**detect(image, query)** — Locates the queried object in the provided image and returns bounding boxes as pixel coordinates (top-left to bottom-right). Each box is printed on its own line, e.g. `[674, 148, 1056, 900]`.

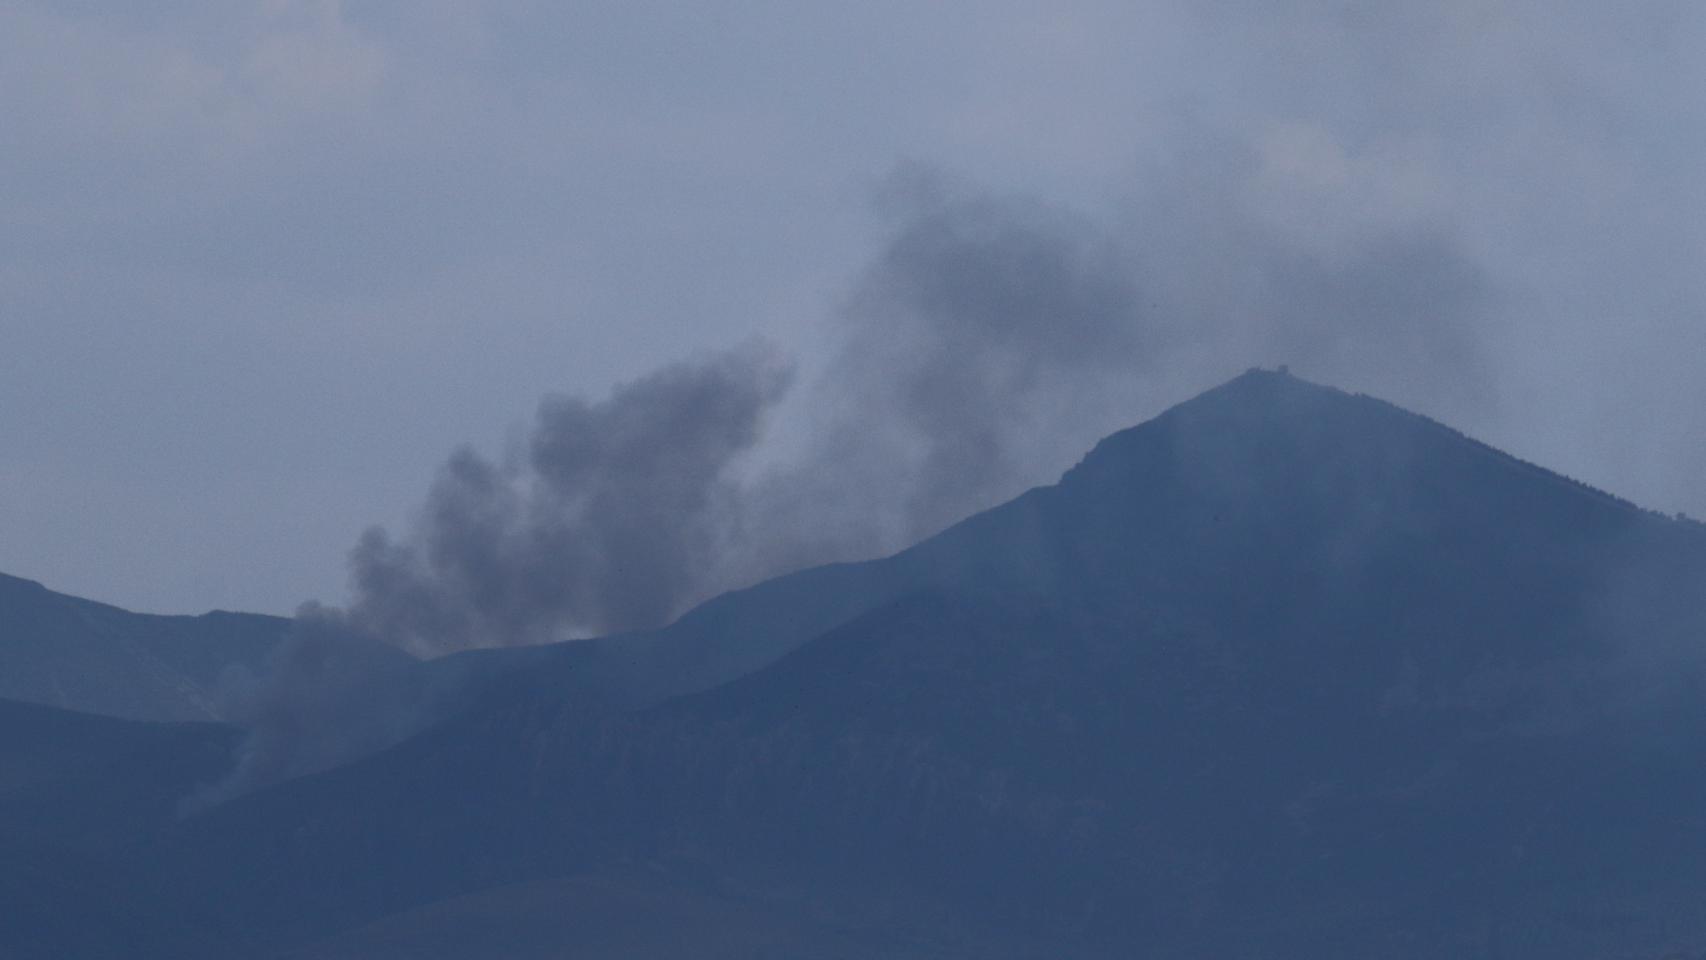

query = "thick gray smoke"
[195, 347, 791, 799]
[341, 344, 790, 654]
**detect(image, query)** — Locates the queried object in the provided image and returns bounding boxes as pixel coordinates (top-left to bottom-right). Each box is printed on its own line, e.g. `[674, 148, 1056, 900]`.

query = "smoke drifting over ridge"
[329, 183, 1156, 653]
[818, 186, 1148, 542]
[327, 163, 1497, 655]
[202, 160, 1503, 799]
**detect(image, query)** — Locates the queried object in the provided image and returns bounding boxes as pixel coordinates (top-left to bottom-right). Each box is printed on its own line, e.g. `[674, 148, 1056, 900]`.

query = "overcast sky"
[3, 1, 1703, 617]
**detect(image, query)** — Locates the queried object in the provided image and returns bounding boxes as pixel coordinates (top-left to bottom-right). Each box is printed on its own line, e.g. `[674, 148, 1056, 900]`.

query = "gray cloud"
[749, 178, 1151, 563]
[197, 345, 793, 798]
[340, 344, 790, 653]
[851, 184, 1147, 535]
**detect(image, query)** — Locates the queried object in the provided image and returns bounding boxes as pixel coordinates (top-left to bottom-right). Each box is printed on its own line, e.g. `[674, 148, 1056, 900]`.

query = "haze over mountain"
[7, 370, 1705, 959]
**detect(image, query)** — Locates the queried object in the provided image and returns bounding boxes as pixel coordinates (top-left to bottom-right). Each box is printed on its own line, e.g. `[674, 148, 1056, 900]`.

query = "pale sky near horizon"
[3, 1, 1703, 616]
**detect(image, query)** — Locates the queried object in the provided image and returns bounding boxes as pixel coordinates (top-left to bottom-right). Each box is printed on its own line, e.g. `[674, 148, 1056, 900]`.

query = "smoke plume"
[202, 151, 1503, 804]
[186, 608, 432, 808]
[341, 343, 790, 654]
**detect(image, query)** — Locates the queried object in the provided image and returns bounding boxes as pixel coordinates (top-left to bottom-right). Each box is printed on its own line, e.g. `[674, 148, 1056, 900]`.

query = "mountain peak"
[1064, 366, 1641, 523]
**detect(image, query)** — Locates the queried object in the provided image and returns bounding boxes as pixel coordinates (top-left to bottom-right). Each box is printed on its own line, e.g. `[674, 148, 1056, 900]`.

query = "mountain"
[0, 698, 237, 849]
[0, 699, 244, 959]
[0, 573, 293, 721]
[15, 369, 1706, 958]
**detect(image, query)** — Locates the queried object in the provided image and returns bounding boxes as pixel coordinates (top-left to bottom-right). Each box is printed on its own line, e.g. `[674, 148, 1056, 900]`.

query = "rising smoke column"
[731, 178, 1152, 577]
[343, 342, 791, 655]
[192, 344, 792, 801]
[342, 165, 1501, 656]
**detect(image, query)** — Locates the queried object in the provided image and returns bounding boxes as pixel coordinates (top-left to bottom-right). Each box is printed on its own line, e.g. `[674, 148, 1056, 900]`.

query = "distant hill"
[16, 370, 1706, 958]
[0, 698, 236, 849]
[0, 572, 291, 720]
[0, 699, 242, 959]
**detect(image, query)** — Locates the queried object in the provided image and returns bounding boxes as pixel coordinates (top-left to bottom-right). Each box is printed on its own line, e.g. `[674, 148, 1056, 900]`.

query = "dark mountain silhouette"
[11, 370, 1706, 958]
[0, 573, 292, 721]
[0, 699, 237, 849]
[0, 700, 243, 959]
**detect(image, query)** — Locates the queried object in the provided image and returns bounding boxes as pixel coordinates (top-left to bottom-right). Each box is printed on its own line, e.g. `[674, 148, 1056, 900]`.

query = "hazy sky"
[3, 1, 1703, 616]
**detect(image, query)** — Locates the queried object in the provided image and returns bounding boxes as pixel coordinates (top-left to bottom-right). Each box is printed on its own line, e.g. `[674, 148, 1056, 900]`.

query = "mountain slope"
[0, 699, 237, 850]
[68, 371, 1706, 956]
[0, 573, 292, 721]
[0, 701, 244, 960]
[284, 864, 1087, 960]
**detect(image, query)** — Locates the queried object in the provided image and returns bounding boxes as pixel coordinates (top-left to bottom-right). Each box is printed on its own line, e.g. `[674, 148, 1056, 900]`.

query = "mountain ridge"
[0, 572, 294, 721]
[8, 369, 1706, 958]
[98, 369, 1706, 959]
